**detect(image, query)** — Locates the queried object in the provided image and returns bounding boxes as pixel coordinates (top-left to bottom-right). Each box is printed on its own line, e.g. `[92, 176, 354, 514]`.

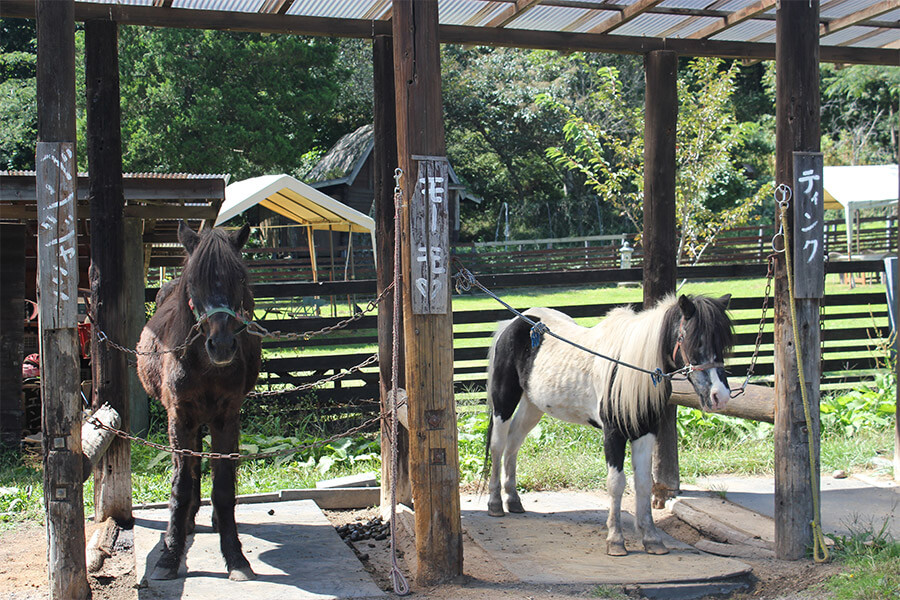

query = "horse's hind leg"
[186, 428, 202, 535]
[152, 417, 200, 580]
[210, 418, 255, 581]
[603, 428, 628, 556]
[632, 434, 668, 555]
[501, 399, 543, 514]
[487, 412, 510, 517]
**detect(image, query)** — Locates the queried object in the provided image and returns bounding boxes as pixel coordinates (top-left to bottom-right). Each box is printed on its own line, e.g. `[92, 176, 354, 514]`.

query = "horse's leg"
[186, 428, 202, 535]
[487, 411, 510, 517]
[603, 427, 628, 556]
[632, 433, 668, 555]
[151, 415, 200, 580]
[501, 399, 543, 514]
[209, 417, 255, 581]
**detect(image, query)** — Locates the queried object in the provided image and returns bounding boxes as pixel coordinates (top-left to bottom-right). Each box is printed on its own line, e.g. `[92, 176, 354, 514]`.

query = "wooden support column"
[774, 0, 822, 561]
[392, 0, 463, 585]
[125, 218, 148, 436]
[36, 1, 90, 598]
[374, 33, 411, 513]
[0, 224, 25, 449]
[86, 17, 132, 526]
[643, 49, 679, 507]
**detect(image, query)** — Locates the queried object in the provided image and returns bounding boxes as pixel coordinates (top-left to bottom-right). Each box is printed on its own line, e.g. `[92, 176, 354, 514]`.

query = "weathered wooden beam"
[485, 0, 543, 28]
[821, 0, 899, 37]
[642, 49, 679, 509]
[125, 218, 148, 436]
[373, 33, 412, 517]
[669, 380, 774, 423]
[392, 0, 463, 585]
[85, 17, 132, 527]
[36, 1, 89, 596]
[688, 0, 777, 40]
[588, 0, 665, 34]
[0, 224, 25, 449]
[2, 0, 897, 65]
[774, 0, 822, 562]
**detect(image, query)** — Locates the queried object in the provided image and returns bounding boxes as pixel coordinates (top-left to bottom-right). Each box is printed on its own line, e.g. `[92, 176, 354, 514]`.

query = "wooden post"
[86, 17, 132, 526]
[0, 223, 25, 449]
[373, 33, 412, 514]
[774, 0, 822, 561]
[392, 0, 463, 584]
[35, 1, 90, 597]
[125, 218, 148, 436]
[643, 49, 679, 507]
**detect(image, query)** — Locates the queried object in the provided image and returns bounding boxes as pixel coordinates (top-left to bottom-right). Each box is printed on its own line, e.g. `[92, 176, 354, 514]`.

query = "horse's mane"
[593, 294, 731, 436]
[179, 228, 253, 312]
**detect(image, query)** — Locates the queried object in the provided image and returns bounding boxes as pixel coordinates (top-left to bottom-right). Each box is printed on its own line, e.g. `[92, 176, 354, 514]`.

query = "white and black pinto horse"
[485, 294, 733, 556]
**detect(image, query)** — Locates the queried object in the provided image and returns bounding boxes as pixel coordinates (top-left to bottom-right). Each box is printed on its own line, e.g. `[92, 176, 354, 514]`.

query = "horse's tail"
[481, 318, 515, 491]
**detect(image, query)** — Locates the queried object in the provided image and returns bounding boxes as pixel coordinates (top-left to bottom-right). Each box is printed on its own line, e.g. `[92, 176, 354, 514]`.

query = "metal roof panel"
[822, 0, 876, 18]
[503, 4, 589, 31]
[848, 28, 900, 46]
[822, 24, 879, 44]
[173, 0, 265, 12]
[439, 0, 507, 26]
[710, 17, 772, 41]
[615, 12, 689, 36]
[287, 0, 371, 18]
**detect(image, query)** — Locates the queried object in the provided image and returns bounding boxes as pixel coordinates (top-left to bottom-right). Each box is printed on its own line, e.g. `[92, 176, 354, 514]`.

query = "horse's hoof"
[150, 565, 180, 580]
[487, 501, 505, 517]
[506, 499, 525, 514]
[228, 566, 256, 581]
[606, 541, 628, 556]
[643, 540, 669, 555]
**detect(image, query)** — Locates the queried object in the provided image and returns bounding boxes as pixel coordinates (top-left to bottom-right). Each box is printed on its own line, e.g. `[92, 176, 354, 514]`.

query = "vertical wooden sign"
[37, 141, 79, 328]
[792, 151, 825, 299]
[410, 157, 450, 314]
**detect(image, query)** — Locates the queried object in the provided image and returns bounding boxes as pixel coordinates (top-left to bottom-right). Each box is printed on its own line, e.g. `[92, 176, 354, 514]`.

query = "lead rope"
[777, 184, 829, 563]
[390, 168, 411, 595]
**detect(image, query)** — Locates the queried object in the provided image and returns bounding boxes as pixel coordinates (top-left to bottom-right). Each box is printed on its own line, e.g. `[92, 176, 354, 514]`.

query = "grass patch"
[822, 521, 900, 600]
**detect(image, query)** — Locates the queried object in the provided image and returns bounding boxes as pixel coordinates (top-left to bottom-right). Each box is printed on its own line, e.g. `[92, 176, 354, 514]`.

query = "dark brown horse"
[137, 221, 261, 581]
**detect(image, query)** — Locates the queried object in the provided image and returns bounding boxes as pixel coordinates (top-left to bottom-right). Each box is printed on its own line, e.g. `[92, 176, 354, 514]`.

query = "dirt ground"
[0, 503, 842, 600]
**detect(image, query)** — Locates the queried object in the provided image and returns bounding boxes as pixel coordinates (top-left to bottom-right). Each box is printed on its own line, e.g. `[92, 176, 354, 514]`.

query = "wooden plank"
[393, 0, 462, 585]
[688, 0, 777, 40]
[821, 0, 900, 36]
[643, 49, 680, 506]
[0, 224, 25, 448]
[792, 152, 825, 299]
[125, 218, 149, 435]
[35, 1, 88, 596]
[588, 0, 665, 34]
[1, 0, 897, 66]
[373, 34, 412, 513]
[410, 158, 450, 314]
[85, 17, 132, 526]
[773, 0, 822, 562]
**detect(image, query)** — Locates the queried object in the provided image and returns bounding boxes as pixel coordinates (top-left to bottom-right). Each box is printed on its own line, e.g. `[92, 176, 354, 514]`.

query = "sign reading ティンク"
[410, 157, 450, 314]
[792, 151, 825, 299]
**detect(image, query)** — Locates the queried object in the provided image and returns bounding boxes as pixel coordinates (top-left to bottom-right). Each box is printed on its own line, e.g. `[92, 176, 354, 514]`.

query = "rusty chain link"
[731, 253, 776, 398]
[97, 324, 203, 357]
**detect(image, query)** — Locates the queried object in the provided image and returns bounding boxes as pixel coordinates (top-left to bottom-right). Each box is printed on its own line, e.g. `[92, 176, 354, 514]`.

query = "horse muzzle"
[205, 333, 239, 366]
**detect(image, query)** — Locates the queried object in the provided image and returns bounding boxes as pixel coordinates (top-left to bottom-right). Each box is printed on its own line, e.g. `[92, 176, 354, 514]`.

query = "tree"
[0, 18, 37, 170]
[117, 27, 357, 179]
[543, 57, 770, 266]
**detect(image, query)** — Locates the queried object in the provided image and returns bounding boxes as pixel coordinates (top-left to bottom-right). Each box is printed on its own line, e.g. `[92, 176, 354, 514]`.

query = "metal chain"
[97, 324, 203, 357]
[246, 282, 394, 342]
[87, 409, 391, 462]
[247, 354, 379, 398]
[731, 253, 776, 398]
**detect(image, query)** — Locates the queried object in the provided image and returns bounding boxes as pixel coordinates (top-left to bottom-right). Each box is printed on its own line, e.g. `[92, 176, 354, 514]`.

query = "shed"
[823, 164, 898, 258]
[215, 173, 376, 282]
[307, 124, 481, 240]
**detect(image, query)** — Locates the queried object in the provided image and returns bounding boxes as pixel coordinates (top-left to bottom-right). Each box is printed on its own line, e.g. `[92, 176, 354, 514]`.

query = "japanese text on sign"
[792, 152, 824, 299]
[410, 158, 450, 314]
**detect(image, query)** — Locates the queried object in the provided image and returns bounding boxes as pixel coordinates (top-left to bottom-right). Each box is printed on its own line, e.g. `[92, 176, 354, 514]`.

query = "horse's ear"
[678, 294, 697, 320]
[178, 220, 200, 255]
[718, 294, 732, 309]
[231, 224, 251, 250]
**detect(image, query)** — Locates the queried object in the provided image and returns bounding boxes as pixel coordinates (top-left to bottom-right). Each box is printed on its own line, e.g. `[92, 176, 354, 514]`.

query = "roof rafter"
[152, 0, 173, 8]
[361, 0, 391, 20]
[688, 0, 777, 40]
[259, 0, 294, 15]
[838, 26, 892, 46]
[485, 0, 544, 29]
[820, 0, 900, 36]
[587, 0, 665, 35]
[658, 0, 731, 40]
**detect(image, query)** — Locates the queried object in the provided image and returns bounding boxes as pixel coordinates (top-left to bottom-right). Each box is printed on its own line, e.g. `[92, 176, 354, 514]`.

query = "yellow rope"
[779, 201, 830, 563]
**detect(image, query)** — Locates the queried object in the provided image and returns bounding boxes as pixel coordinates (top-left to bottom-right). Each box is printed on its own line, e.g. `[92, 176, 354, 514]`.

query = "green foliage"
[543, 57, 769, 265]
[823, 521, 900, 600]
[0, 18, 37, 170]
[117, 27, 356, 179]
[821, 370, 897, 437]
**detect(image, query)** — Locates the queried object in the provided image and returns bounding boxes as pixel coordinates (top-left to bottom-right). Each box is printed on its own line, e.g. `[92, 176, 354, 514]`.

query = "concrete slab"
[460, 491, 751, 585]
[134, 500, 385, 600]
[695, 475, 900, 539]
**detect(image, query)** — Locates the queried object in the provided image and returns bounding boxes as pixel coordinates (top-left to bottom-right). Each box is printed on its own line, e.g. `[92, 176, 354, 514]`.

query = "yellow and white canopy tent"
[215, 174, 376, 282]
[823, 164, 898, 259]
